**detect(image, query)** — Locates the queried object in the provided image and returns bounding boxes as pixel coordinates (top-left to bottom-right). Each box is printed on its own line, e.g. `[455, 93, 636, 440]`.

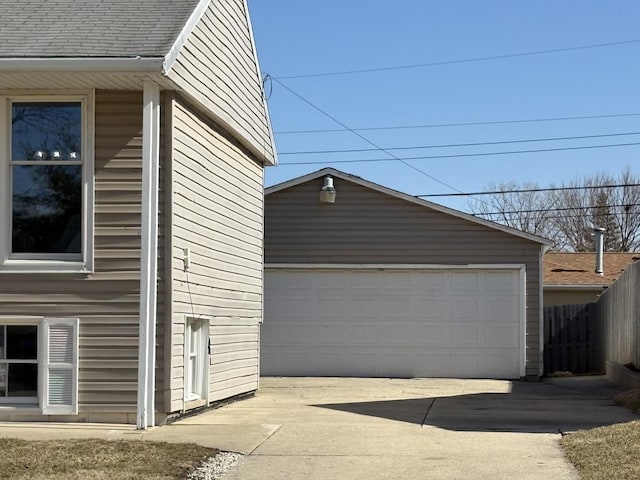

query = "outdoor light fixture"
[319, 175, 336, 203]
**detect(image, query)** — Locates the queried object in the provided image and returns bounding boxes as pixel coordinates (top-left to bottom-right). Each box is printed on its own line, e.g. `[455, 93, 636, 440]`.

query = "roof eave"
[544, 284, 607, 291]
[0, 57, 164, 73]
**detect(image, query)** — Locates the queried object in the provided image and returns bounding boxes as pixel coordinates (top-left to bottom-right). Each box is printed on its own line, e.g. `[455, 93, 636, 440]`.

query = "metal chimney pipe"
[594, 227, 605, 275]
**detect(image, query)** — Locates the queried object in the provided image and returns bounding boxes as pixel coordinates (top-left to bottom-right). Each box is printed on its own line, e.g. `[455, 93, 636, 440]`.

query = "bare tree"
[470, 168, 640, 252]
[468, 181, 563, 246]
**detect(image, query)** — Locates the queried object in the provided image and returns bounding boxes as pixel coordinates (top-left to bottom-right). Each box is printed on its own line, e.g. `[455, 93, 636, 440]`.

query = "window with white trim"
[0, 325, 38, 401]
[0, 317, 79, 415]
[0, 94, 94, 272]
[184, 317, 208, 402]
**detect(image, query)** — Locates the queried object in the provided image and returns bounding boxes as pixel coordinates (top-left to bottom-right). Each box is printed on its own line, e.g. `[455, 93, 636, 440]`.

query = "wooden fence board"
[543, 303, 603, 375]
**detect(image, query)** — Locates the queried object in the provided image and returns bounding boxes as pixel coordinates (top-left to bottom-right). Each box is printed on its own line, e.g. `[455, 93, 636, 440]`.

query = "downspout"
[137, 80, 161, 429]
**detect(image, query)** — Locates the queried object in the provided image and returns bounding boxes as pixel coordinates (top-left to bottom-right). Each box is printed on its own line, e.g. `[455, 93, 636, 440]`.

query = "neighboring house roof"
[544, 252, 640, 288]
[0, 0, 199, 58]
[266, 168, 553, 247]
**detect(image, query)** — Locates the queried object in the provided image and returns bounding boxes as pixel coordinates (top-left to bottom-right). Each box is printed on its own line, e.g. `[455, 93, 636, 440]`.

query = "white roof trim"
[0, 57, 163, 72]
[243, 0, 277, 166]
[163, 0, 211, 74]
[266, 168, 553, 246]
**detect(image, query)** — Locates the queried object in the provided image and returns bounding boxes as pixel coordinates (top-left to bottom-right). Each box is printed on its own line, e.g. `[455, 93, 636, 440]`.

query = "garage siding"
[265, 177, 543, 377]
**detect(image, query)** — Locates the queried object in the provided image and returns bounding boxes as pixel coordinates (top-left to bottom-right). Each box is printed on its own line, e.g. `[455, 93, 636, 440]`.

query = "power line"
[474, 203, 640, 216]
[420, 183, 640, 198]
[279, 131, 640, 156]
[276, 38, 640, 80]
[279, 141, 640, 166]
[274, 112, 640, 135]
[269, 76, 469, 195]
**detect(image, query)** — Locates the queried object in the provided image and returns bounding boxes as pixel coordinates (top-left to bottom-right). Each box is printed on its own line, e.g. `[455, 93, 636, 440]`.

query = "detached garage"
[263, 168, 551, 380]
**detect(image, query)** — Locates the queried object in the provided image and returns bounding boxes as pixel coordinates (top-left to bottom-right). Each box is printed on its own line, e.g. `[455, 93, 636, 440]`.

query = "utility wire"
[420, 183, 640, 198]
[269, 75, 468, 195]
[277, 38, 640, 80]
[474, 203, 640, 216]
[279, 141, 640, 166]
[275, 112, 640, 135]
[279, 131, 640, 155]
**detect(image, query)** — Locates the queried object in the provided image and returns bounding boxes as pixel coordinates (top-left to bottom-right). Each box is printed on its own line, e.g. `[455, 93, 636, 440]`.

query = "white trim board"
[266, 263, 527, 270]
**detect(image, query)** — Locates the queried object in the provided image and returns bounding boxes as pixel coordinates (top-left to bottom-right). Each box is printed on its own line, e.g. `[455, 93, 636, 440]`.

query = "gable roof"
[544, 252, 640, 287]
[0, 0, 200, 58]
[266, 168, 553, 247]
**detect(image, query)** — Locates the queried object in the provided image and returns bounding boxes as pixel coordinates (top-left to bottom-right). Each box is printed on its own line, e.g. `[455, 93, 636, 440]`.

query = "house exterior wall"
[265, 176, 544, 377]
[166, 0, 274, 165]
[0, 90, 152, 423]
[167, 96, 263, 413]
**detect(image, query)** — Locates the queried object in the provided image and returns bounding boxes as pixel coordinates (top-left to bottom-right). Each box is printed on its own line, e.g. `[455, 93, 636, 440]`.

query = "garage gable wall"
[265, 176, 544, 377]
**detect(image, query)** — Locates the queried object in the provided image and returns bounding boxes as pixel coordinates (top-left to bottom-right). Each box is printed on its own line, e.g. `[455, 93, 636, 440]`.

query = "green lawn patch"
[561, 421, 640, 480]
[0, 438, 217, 480]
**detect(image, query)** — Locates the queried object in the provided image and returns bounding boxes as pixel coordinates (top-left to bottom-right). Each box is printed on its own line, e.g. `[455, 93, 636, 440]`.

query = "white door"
[262, 267, 524, 379]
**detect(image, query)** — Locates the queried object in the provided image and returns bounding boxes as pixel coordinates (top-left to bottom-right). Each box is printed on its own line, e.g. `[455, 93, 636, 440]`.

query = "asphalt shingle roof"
[544, 252, 640, 286]
[0, 0, 201, 58]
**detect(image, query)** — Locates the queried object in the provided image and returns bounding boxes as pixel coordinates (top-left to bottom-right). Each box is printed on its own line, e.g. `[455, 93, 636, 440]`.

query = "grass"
[561, 421, 640, 480]
[0, 438, 217, 480]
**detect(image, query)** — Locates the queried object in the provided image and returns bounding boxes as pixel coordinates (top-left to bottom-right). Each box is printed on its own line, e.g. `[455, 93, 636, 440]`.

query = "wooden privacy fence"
[543, 303, 603, 376]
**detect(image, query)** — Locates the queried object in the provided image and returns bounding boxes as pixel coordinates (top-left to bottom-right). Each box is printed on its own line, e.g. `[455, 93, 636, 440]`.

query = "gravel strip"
[186, 452, 245, 480]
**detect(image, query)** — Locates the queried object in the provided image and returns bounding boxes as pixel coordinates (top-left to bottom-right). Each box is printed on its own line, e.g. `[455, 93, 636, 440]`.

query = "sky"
[248, 1, 640, 212]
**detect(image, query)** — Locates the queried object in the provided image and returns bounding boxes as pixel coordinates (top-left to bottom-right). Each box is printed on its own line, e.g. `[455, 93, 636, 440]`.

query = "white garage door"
[262, 266, 525, 379]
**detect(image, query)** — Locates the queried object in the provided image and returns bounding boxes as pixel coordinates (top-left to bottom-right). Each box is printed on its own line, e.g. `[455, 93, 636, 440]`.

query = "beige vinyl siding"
[168, 96, 263, 412]
[166, 0, 274, 165]
[265, 177, 544, 377]
[0, 91, 153, 421]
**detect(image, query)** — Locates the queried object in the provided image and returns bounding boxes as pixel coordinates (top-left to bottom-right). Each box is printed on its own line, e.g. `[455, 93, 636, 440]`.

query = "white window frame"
[0, 318, 40, 404]
[183, 316, 209, 404]
[0, 316, 79, 415]
[0, 91, 94, 273]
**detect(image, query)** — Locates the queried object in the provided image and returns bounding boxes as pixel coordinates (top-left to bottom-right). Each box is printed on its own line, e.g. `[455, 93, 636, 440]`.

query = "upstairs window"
[1, 95, 93, 272]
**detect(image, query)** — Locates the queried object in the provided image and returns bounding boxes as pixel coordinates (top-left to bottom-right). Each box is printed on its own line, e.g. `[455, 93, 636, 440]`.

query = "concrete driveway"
[174, 376, 637, 480]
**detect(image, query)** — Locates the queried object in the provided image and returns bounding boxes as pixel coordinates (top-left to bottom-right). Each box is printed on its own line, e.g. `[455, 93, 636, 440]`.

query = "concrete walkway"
[0, 376, 636, 479]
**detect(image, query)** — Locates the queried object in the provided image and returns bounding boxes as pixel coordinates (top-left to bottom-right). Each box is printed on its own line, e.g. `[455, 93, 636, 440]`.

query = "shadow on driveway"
[312, 376, 637, 433]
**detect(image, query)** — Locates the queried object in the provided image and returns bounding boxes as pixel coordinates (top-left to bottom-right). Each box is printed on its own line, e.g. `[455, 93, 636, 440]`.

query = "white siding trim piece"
[519, 264, 527, 379]
[0, 58, 163, 72]
[265, 168, 552, 246]
[538, 247, 545, 377]
[137, 80, 161, 429]
[163, 0, 211, 74]
[266, 263, 527, 270]
[40, 317, 79, 415]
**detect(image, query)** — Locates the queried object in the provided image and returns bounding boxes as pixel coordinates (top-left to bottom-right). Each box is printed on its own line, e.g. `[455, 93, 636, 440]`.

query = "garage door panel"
[452, 271, 481, 290]
[451, 325, 480, 345]
[262, 268, 524, 379]
[451, 298, 482, 318]
[485, 325, 518, 346]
